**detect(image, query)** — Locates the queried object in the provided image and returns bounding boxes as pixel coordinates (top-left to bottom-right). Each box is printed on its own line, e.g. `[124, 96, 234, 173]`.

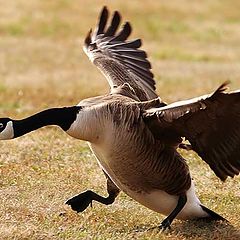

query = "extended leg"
[66, 174, 120, 213]
[159, 194, 187, 230]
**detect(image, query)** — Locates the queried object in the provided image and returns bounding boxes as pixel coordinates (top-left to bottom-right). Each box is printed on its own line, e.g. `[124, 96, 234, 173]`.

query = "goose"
[1, 6, 240, 230]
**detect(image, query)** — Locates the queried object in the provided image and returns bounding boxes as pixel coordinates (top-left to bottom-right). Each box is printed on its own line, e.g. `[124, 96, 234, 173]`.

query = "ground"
[0, 0, 239, 239]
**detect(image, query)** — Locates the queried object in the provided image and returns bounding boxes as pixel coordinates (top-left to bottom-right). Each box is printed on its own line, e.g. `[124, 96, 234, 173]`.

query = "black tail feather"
[200, 205, 227, 222]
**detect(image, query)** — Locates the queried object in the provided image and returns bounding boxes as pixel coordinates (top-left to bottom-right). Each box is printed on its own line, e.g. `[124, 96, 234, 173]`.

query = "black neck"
[13, 106, 81, 138]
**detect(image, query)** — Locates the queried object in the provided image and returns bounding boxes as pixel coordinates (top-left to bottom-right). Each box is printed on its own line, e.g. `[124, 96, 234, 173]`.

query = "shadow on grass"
[132, 220, 240, 239]
[173, 220, 240, 239]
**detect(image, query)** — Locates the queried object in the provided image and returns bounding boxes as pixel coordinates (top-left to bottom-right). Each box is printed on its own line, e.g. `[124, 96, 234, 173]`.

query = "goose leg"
[66, 174, 120, 213]
[159, 194, 187, 230]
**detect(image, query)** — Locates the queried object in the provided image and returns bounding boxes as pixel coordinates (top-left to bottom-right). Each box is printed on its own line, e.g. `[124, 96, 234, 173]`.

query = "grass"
[0, 0, 240, 239]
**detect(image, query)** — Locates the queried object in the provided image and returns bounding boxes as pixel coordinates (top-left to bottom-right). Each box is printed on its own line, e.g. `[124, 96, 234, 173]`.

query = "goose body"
[1, 7, 240, 229]
[65, 93, 215, 220]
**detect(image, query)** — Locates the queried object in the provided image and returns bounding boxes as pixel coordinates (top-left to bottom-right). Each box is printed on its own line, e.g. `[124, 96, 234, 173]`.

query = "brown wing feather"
[83, 6, 158, 101]
[144, 82, 240, 181]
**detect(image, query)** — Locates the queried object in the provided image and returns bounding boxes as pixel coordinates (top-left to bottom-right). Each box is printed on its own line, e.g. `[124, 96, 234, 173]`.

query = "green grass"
[0, 1, 240, 239]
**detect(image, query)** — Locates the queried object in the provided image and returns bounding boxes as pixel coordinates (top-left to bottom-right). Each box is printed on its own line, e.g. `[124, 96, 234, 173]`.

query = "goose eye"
[0, 123, 4, 128]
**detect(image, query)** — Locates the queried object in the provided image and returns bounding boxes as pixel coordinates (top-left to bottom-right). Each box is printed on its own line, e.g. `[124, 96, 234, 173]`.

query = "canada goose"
[1, 7, 240, 230]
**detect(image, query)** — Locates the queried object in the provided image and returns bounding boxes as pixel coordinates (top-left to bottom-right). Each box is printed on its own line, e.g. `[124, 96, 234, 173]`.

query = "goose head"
[0, 118, 14, 140]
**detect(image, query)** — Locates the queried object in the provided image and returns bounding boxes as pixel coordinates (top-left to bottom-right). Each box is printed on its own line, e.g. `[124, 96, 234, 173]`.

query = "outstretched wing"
[83, 6, 158, 101]
[144, 82, 240, 181]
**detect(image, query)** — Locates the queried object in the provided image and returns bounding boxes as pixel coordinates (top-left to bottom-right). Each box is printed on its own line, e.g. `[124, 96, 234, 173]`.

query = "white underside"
[126, 183, 209, 220]
[89, 143, 209, 220]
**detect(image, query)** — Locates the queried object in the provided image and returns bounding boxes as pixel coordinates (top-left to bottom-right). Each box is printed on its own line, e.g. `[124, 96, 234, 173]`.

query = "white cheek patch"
[0, 121, 14, 140]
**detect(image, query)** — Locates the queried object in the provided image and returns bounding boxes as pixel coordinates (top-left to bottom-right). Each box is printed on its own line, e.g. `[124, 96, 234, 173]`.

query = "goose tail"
[200, 205, 227, 221]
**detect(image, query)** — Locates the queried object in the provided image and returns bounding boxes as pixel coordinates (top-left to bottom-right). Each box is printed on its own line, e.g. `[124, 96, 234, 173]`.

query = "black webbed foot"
[65, 190, 93, 213]
[159, 218, 171, 231]
[147, 218, 172, 232]
[66, 188, 119, 213]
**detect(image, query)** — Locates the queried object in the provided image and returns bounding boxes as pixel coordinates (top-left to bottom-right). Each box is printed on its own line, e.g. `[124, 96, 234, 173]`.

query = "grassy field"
[0, 0, 240, 239]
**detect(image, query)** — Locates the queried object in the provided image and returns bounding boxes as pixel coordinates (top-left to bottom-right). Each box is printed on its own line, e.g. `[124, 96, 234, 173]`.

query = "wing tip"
[101, 6, 109, 20]
[104, 10, 122, 37]
[211, 80, 231, 99]
[115, 21, 132, 41]
[102, 5, 108, 12]
[84, 28, 92, 46]
[113, 10, 121, 21]
[216, 80, 231, 93]
[94, 6, 109, 37]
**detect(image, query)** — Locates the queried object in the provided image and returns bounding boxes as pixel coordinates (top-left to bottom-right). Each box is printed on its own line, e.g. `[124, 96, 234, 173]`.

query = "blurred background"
[0, 1, 239, 239]
[0, 0, 239, 116]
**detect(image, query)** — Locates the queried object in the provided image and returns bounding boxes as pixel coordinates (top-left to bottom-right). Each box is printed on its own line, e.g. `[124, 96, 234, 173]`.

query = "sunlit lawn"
[0, 1, 239, 239]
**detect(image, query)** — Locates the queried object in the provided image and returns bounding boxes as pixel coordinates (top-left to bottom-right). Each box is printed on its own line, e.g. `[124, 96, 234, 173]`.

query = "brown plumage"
[93, 93, 191, 196]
